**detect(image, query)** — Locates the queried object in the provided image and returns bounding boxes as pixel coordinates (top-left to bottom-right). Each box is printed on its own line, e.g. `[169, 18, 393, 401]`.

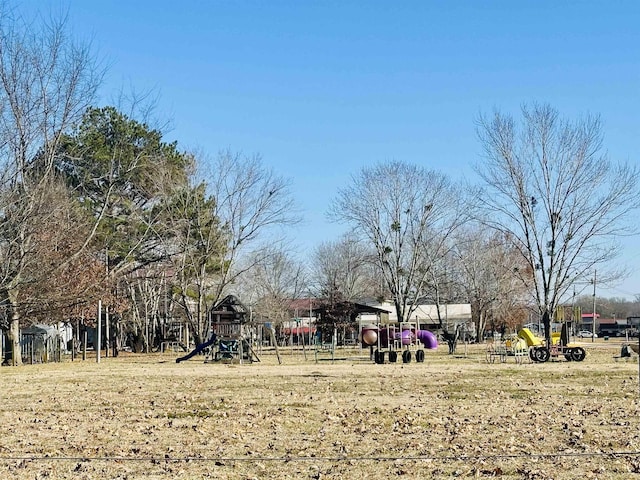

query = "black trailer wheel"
[402, 350, 412, 363]
[570, 346, 586, 362]
[564, 350, 573, 361]
[388, 350, 398, 363]
[529, 348, 539, 362]
[374, 350, 382, 364]
[534, 347, 550, 363]
[415, 349, 425, 363]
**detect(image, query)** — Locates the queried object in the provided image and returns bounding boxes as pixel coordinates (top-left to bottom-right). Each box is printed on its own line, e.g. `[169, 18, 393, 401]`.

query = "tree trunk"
[472, 303, 487, 343]
[6, 287, 22, 366]
[542, 310, 551, 345]
[8, 315, 22, 366]
[131, 331, 145, 353]
[477, 310, 486, 343]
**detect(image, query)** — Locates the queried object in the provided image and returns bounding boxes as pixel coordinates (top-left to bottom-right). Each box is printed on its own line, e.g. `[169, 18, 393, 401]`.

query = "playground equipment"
[175, 333, 217, 363]
[518, 326, 586, 363]
[614, 343, 636, 362]
[361, 322, 438, 364]
[485, 334, 529, 364]
[176, 295, 260, 364]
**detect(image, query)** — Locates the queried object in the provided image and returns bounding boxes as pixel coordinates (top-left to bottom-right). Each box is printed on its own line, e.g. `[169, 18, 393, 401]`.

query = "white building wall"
[359, 302, 471, 328]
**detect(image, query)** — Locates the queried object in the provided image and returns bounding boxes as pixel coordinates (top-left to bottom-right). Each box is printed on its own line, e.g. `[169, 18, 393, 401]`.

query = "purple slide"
[417, 330, 438, 349]
[363, 327, 438, 349]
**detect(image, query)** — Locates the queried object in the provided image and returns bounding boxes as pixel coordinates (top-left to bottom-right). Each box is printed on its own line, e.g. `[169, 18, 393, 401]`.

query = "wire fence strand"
[1, 450, 640, 464]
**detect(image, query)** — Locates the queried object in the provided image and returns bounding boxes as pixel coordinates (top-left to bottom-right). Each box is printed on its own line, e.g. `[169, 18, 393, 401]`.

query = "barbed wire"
[1, 450, 640, 463]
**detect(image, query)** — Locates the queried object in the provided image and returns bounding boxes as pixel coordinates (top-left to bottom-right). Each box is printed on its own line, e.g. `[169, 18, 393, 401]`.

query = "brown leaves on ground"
[0, 344, 639, 479]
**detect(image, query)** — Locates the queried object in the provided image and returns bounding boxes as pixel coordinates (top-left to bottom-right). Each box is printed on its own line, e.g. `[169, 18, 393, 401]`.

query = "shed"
[20, 324, 62, 364]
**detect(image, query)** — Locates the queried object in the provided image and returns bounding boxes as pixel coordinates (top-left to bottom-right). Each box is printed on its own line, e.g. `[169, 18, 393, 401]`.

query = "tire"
[388, 350, 398, 363]
[564, 348, 573, 361]
[534, 347, 550, 363]
[402, 350, 412, 363]
[374, 350, 382, 364]
[570, 347, 586, 362]
[529, 348, 539, 363]
[415, 349, 425, 363]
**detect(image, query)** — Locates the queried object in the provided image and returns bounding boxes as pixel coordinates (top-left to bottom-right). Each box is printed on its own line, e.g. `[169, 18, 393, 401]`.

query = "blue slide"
[176, 333, 217, 363]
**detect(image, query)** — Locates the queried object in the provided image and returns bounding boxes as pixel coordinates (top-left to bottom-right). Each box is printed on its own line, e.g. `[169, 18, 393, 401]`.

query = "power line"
[1, 450, 640, 463]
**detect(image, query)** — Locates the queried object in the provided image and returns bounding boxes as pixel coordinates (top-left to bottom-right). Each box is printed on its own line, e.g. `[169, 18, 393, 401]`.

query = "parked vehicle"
[576, 330, 597, 338]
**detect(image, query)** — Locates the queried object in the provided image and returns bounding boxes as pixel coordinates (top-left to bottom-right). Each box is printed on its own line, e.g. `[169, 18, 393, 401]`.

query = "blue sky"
[25, 1, 640, 299]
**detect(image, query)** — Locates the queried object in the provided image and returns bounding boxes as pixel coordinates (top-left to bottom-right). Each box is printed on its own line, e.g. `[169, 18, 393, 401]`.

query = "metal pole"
[105, 305, 109, 358]
[82, 315, 87, 361]
[571, 285, 576, 343]
[309, 297, 313, 349]
[97, 300, 102, 363]
[592, 270, 596, 343]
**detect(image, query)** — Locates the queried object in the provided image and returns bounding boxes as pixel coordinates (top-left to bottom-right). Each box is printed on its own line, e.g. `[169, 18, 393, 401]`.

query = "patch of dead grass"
[1, 342, 640, 479]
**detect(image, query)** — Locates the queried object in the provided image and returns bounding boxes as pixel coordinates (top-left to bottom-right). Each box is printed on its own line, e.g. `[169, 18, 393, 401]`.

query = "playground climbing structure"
[176, 295, 260, 364]
[361, 321, 438, 364]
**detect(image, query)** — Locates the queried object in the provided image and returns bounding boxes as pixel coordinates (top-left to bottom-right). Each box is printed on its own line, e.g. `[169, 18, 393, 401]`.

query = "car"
[576, 330, 597, 338]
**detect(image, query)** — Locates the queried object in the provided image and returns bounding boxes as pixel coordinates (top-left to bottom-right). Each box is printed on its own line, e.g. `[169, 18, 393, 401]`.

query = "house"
[359, 301, 472, 334]
[311, 300, 390, 345]
[282, 298, 318, 337]
[597, 317, 630, 337]
[580, 313, 600, 333]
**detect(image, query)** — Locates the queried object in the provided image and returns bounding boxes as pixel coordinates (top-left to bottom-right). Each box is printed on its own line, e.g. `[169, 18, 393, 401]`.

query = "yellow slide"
[518, 328, 543, 347]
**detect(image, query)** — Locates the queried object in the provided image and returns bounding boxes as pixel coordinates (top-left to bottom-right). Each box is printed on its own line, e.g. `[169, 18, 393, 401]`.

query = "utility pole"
[592, 270, 597, 343]
[571, 285, 576, 343]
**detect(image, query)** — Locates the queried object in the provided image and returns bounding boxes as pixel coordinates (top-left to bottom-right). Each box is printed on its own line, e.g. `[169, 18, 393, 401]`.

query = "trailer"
[361, 322, 438, 364]
[519, 327, 586, 363]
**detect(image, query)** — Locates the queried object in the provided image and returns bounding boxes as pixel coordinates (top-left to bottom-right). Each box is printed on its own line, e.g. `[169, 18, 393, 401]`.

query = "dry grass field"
[2, 341, 640, 479]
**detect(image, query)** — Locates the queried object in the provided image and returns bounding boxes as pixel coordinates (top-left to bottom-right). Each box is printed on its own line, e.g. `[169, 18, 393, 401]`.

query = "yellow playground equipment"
[518, 326, 586, 363]
[485, 334, 529, 363]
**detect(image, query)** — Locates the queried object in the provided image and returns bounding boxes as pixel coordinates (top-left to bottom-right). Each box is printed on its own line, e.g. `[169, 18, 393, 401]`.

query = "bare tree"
[329, 160, 468, 325]
[0, 6, 101, 365]
[160, 151, 297, 345]
[475, 104, 640, 344]
[165, 181, 224, 345]
[208, 150, 299, 303]
[306, 234, 378, 343]
[241, 244, 308, 335]
[311, 233, 378, 302]
[125, 268, 168, 353]
[452, 227, 531, 341]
